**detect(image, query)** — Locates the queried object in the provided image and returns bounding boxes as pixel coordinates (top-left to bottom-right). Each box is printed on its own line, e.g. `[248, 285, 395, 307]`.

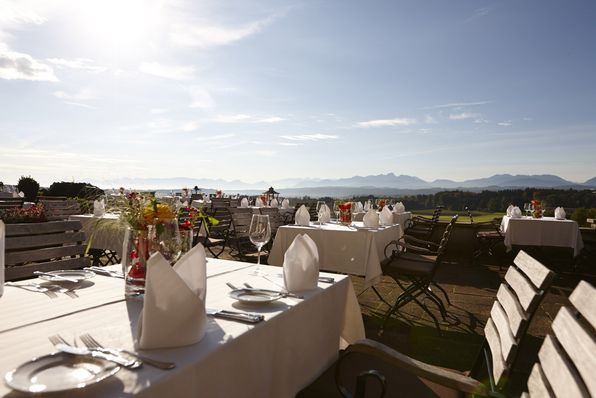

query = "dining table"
[268, 221, 403, 287]
[352, 211, 412, 228]
[69, 213, 125, 257]
[500, 215, 584, 256]
[0, 259, 364, 397]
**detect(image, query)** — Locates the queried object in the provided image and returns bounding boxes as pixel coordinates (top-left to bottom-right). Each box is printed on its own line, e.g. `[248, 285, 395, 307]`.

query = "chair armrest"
[336, 339, 489, 396]
[402, 235, 440, 250]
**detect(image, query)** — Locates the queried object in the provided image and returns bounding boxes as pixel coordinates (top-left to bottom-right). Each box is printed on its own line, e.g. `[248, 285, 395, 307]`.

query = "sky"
[1, 0, 595, 188]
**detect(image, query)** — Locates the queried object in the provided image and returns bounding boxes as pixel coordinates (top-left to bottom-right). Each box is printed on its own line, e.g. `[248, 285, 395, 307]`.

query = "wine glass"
[249, 214, 271, 272]
[523, 203, 530, 217]
[333, 201, 340, 221]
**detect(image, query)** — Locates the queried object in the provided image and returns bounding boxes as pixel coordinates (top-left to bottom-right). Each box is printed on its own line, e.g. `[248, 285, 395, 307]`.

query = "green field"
[412, 209, 504, 223]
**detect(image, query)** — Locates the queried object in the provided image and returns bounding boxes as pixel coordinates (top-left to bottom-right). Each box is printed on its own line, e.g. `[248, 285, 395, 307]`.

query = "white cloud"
[497, 121, 512, 126]
[357, 118, 416, 128]
[188, 86, 215, 109]
[279, 142, 302, 146]
[47, 58, 106, 73]
[254, 149, 276, 157]
[0, 47, 57, 81]
[280, 134, 338, 141]
[424, 115, 437, 124]
[194, 133, 236, 142]
[170, 16, 274, 48]
[424, 101, 491, 109]
[139, 62, 195, 80]
[53, 88, 96, 101]
[180, 121, 199, 132]
[258, 116, 285, 123]
[213, 114, 252, 123]
[150, 108, 168, 114]
[449, 112, 480, 120]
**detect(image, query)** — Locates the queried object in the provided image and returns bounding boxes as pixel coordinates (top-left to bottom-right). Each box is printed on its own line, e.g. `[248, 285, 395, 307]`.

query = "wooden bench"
[39, 199, 81, 221]
[0, 198, 24, 211]
[4, 220, 89, 280]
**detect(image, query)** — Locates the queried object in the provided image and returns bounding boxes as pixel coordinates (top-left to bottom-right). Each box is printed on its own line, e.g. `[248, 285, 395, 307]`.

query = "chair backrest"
[478, 250, 555, 391]
[259, 208, 283, 235]
[0, 198, 24, 210]
[4, 220, 89, 280]
[40, 199, 81, 221]
[523, 280, 595, 398]
[230, 211, 253, 239]
[435, 214, 459, 259]
[210, 198, 231, 209]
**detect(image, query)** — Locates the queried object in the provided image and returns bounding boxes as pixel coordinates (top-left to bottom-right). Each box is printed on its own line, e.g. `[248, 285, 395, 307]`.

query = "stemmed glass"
[523, 203, 530, 217]
[249, 214, 271, 273]
[333, 202, 340, 221]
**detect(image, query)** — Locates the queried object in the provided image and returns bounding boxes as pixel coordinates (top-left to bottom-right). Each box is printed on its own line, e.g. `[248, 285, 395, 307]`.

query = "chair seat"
[384, 255, 435, 277]
[476, 231, 502, 238]
[297, 350, 463, 398]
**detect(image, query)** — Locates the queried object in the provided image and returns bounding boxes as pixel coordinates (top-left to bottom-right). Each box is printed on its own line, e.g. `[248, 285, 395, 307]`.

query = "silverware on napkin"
[206, 309, 264, 324]
[242, 282, 304, 299]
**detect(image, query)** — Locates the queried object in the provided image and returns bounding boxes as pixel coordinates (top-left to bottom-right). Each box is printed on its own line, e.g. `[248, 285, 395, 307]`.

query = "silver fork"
[48, 334, 74, 347]
[6, 282, 59, 299]
[79, 333, 175, 370]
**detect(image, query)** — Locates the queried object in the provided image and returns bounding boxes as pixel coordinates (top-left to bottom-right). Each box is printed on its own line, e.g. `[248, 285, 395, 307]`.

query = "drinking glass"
[249, 214, 271, 272]
[523, 203, 530, 217]
[316, 201, 324, 213]
[333, 202, 340, 221]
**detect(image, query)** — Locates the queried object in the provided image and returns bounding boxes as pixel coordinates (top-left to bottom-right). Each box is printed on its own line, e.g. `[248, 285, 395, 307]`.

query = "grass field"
[412, 209, 504, 223]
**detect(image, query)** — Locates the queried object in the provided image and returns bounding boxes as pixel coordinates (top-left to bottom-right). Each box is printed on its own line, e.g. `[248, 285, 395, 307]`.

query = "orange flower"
[143, 203, 175, 224]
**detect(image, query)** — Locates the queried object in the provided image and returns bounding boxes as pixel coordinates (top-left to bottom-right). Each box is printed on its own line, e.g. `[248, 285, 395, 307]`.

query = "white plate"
[229, 288, 283, 304]
[5, 352, 120, 394]
[38, 270, 95, 282]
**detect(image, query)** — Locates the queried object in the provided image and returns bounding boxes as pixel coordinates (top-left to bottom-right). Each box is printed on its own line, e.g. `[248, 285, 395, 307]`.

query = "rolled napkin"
[379, 206, 393, 226]
[137, 244, 207, 349]
[93, 199, 105, 217]
[283, 234, 319, 293]
[281, 198, 290, 209]
[270, 198, 279, 208]
[363, 208, 379, 228]
[318, 204, 331, 223]
[294, 205, 310, 226]
[240, 197, 249, 208]
[0, 220, 4, 298]
[511, 206, 522, 218]
[363, 201, 370, 211]
[554, 207, 566, 220]
[506, 205, 514, 217]
[393, 202, 405, 213]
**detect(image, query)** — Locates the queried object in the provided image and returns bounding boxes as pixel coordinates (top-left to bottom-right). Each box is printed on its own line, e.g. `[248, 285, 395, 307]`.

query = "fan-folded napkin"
[283, 234, 319, 293]
[506, 205, 514, 217]
[379, 207, 393, 226]
[355, 202, 364, 212]
[393, 202, 405, 213]
[555, 207, 566, 220]
[0, 221, 4, 297]
[93, 199, 105, 217]
[255, 198, 263, 208]
[137, 244, 207, 349]
[294, 205, 310, 226]
[363, 201, 371, 211]
[270, 198, 279, 208]
[281, 199, 290, 209]
[363, 209, 379, 228]
[511, 206, 522, 218]
[240, 197, 249, 208]
[318, 204, 331, 223]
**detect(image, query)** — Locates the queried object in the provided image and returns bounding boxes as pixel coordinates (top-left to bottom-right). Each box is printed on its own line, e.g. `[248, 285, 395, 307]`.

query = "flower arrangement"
[338, 202, 352, 224]
[377, 199, 386, 210]
[0, 204, 46, 224]
[531, 199, 543, 218]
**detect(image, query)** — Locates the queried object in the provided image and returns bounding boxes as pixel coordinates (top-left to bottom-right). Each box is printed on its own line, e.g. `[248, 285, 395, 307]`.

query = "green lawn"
[412, 209, 504, 223]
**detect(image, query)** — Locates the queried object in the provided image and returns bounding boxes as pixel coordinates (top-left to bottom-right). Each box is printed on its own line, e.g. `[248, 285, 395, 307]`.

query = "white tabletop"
[352, 211, 411, 227]
[268, 222, 403, 287]
[501, 216, 584, 256]
[0, 259, 364, 397]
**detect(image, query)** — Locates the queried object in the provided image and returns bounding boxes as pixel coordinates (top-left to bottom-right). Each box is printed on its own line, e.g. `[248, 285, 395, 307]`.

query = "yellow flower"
[143, 203, 175, 224]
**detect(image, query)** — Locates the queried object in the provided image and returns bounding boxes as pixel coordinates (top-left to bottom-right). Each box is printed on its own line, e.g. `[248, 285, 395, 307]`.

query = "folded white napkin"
[283, 234, 319, 293]
[270, 198, 279, 208]
[393, 202, 405, 213]
[355, 202, 364, 212]
[93, 199, 105, 217]
[0, 221, 5, 297]
[281, 198, 290, 209]
[363, 201, 371, 211]
[555, 207, 566, 220]
[318, 204, 331, 223]
[240, 197, 249, 208]
[379, 206, 393, 226]
[294, 205, 310, 226]
[363, 209, 379, 228]
[255, 198, 263, 208]
[137, 244, 207, 349]
[511, 206, 522, 218]
[506, 205, 514, 217]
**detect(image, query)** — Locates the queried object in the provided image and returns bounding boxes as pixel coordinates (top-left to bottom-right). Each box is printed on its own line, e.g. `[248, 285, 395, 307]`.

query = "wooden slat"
[552, 307, 596, 397]
[497, 283, 528, 337]
[505, 266, 540, 312]
[6, 231, 86, 250]
[514, 250, 554, 290]
[6, 245, 86, 264]
[569, 281, 596, 330]
[538, 335, 589, 398]
[5, 257, 90, 280]
[490, 301, 518, 365]
[5, 221, 83, 236]
[527, 364, 555, 398]
[484, 318, 506, 384]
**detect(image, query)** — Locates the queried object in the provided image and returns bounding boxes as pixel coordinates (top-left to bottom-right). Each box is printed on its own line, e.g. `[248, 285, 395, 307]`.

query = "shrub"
[46, 182, 104, 199]
[0, 204, 46, 223]
[17, 176, 40, 202]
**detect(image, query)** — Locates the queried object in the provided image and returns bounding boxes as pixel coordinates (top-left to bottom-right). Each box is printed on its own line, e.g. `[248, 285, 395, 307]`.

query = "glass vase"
[122, 227, 153, 298]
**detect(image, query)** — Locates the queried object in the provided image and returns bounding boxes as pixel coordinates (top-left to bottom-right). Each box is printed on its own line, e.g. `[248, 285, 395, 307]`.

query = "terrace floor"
[209, 240, 596, 397]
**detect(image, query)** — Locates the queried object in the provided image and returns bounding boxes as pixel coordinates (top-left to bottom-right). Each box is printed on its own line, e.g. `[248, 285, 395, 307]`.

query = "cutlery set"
[4, 282, 78, 299]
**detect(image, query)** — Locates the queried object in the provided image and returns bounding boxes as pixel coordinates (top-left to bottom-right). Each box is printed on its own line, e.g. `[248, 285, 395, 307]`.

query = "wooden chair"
[4, 220, 90, 280]
[297, 250, 555, 398]
[39, 199, 81, 221]
[229, 210, 256, 260]
[201, 207, 232, 258]
[259, 208, 283, 239]
[521, 280, 595, 398]
[0, 198, 24, 211]
[405, 206, 444, 241]
[473, 219, 505, 267]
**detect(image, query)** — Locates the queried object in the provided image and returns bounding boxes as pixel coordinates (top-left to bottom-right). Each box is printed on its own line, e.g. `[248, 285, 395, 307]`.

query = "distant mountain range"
[91, 173, 596, 197]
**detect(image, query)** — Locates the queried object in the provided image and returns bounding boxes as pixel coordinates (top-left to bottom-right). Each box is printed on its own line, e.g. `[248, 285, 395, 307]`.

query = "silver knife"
[54, 343, 142, 369]
[206, 308, 264, 324]
[85, 267, 125, 279]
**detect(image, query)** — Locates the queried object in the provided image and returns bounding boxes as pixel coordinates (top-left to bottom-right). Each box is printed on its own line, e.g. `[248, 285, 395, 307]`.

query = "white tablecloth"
[353, 211, 411, 227]
[69, 214, 125, 256]
[0, 259, 364, 398]
[268, 222, 403, 287]
[501, 216, 584, 256]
